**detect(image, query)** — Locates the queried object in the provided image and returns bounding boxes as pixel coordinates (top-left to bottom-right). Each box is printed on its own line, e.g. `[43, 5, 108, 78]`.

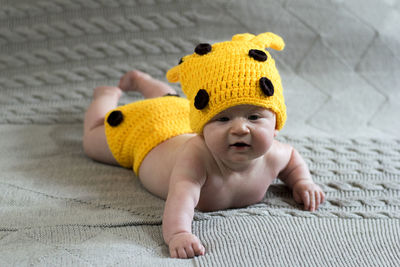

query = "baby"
[83, 32, 325, 259]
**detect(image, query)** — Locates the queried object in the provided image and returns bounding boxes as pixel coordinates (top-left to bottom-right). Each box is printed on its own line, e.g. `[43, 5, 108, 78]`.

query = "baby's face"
[202, 105, 277, 163]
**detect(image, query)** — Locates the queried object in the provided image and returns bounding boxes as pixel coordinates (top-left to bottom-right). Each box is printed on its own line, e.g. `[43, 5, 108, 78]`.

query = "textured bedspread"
[1, 0, 399, 266]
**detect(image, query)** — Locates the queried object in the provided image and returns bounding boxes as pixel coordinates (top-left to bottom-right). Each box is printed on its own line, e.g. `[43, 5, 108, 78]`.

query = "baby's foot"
[119, 70, 177, 98]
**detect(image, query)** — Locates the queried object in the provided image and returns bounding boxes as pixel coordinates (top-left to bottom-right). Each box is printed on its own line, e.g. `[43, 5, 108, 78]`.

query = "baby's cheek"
[204, 134, 223, 153]
[203, 126, 227, 154]
[254, 128, 274, 152]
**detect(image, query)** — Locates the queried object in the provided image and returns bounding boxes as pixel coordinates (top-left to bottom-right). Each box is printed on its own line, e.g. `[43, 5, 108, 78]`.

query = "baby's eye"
[248, 115, 260, 120]
[217, 117, 229, 122]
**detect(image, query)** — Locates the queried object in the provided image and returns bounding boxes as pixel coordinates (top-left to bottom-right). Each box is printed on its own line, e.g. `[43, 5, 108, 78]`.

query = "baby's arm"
[162, 141, 207, 258]
[278, 144, 325, 211]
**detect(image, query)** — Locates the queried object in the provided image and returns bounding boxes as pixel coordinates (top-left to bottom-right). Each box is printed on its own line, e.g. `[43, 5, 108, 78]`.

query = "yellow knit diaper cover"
[104, 96, 192, 175]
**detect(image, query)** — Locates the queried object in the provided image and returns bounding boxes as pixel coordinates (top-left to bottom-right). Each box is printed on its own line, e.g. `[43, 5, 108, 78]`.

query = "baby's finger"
[185, 245, 195, 258]
[293, 190, 302, 203]
[309, 191, 316, 211]
[178, 247, 188, 259]
[302, 191, 310, 210]
[170, 248, 178, 258]
[315, 191, 321, 210]
[193, 242, 205, 256]
[321, 191, 326, 203]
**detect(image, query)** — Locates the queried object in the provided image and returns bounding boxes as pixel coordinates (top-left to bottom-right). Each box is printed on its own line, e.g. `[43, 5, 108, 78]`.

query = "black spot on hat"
[194, 89, 209, 110]
[195, 43, 212, 55]
[107, 110, 123, 127]
[249, 49, 267, 62]
[259, 77, 274, 96]
[178, 58, 183, 64]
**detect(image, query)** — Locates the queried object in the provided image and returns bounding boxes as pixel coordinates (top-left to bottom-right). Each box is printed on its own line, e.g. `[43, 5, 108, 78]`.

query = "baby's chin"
[224, 149, 265, 164]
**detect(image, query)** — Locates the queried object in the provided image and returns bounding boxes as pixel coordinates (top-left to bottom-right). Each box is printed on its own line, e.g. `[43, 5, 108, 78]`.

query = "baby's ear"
[252, 32, 285, 51]
[166, 65, 180, 83]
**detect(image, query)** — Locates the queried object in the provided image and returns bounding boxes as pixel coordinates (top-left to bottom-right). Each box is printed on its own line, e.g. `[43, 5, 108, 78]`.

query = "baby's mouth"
[230, 142, 251, 148]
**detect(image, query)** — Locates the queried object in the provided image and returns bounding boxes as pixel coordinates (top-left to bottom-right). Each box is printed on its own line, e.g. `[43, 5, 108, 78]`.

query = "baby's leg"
[119, 70, 177, 97]
[83, 70, 178, 165]
[83, 86, 122, 165]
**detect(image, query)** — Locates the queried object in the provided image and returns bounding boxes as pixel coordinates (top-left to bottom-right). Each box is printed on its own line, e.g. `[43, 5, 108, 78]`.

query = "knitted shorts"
[104, 96, 192, 175]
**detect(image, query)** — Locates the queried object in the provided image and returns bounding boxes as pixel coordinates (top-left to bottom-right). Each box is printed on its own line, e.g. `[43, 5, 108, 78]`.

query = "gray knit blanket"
[1, 0, 399, 266]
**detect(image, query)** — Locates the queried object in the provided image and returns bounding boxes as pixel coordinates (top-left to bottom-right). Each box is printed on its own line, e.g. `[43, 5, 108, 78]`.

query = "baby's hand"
[292, 180, 325, 211]
[168, 232, 205, 258]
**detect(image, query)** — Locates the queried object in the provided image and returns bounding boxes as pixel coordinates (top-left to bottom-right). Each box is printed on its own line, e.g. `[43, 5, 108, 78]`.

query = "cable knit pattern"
[0, 37, 197, 70]
[1, 0, 398, 139]
[0, 12, 197, 45]
[1, 0, 400, 266]
[1, 126, 399, 265]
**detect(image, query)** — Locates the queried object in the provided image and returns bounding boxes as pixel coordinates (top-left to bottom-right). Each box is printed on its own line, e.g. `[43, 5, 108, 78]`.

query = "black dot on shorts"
[107, 110, 123, 127]
[195, 43, 212, 55]
[249, 49, 267, 62]
[259, 77, 274, 96]
[194, 89, 209, 110]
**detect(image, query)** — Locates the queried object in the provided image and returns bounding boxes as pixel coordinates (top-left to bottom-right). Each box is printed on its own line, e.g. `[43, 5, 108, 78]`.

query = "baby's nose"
[230, 119, 250, 135]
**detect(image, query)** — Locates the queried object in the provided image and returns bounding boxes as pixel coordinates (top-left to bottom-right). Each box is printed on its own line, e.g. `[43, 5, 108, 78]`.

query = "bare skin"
[83, 70, 325, 259]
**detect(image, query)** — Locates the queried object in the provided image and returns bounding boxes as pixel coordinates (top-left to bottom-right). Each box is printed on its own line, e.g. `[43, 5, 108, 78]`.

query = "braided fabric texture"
[167, 32, 287, 133]
[104, 96, 192, 175]
[1, 0, 400, 266]
[1, 127, 399, 266]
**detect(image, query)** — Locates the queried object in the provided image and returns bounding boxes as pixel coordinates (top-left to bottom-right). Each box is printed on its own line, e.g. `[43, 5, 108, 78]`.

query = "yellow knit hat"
[166, 32, 287, 134]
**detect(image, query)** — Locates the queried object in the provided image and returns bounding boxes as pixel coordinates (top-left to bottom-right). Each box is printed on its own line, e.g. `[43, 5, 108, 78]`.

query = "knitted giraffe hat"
[166, 32, 287, 134]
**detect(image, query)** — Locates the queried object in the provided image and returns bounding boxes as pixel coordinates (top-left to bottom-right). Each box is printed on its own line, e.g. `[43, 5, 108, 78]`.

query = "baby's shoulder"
[265, 140, 293, 169]
[271, 139, 293, 154]
[177, 135, 210, 161]
[183, 135, 207, 152]
[172, 135, 210, 180]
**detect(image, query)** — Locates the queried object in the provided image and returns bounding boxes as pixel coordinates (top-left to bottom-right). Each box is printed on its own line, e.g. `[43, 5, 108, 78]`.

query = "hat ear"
[166, 65, 180, 83]
[232, 33, 256, 42]
[252, 32, 285, 51]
